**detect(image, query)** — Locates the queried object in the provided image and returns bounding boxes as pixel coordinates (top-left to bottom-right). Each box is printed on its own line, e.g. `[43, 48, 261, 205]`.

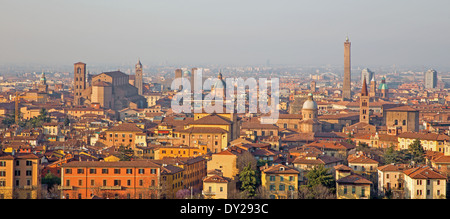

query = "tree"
[357, 142, 370, 153]
[117, 145, 134, 161]
[383, 146, 412, 165]
[239, 164, 258, 198]
[345, 133, 354, 144]
[298, 184, 335, 199]
[20, 108, 51, 128]
[1, 113, 15, 127]
[305, 165, 335, 190]
[64, 116, 70, 127]
[41, 172, 61, 189]
[408, 139, 425, 165]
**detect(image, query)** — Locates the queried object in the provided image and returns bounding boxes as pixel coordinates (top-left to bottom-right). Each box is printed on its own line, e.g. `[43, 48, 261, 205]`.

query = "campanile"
[74, 62, 86, 105]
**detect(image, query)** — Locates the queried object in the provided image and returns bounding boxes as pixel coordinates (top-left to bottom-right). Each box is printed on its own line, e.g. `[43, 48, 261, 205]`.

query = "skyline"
[1, 0, 450, 69]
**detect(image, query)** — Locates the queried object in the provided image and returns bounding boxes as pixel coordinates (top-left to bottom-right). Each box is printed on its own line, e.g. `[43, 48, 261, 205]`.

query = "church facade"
[73, 61, 146, 110]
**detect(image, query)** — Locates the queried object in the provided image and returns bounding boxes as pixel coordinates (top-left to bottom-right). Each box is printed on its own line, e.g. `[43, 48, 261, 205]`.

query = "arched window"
[77, 67, 81, 74]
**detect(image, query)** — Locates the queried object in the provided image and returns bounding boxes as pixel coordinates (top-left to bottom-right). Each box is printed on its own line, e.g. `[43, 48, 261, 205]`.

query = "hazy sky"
[1, 0, 449, 68]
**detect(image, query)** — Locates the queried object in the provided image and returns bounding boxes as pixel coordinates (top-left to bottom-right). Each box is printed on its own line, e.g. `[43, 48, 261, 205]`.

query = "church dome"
[183, 70, 191, 77]
[213, 72, 226, 90]
[213, 79, 226, 89]
[302, 93, 318, 110]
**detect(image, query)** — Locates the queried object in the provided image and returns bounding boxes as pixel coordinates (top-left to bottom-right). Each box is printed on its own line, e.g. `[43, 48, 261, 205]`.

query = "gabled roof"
[292, 154, 342, 165]
[262, 164, 299, 174]
[101, 71, 128, 78]
[336, 173, 372, 185]
[347, 154, 379, 164]
[203, 174, 231, 183]
[398, 132, 450, 141]
[334, 164, 353, 171]
[180, 127, 228, 134]
[190, 114, 232, 125]
[403, 166, 446, 179]
[377, 164, 410, 172]
[384, 105, 418, 112]
[106, 123, 143, 132]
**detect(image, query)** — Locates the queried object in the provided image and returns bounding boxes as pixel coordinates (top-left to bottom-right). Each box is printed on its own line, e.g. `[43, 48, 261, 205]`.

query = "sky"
[1, 0, 450, 69]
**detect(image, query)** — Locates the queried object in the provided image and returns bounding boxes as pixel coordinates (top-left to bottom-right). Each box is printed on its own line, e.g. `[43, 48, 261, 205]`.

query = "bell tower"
[74, 62, 86, 105]
[135, 59, 143, 95]
[360, 76, 369, 124]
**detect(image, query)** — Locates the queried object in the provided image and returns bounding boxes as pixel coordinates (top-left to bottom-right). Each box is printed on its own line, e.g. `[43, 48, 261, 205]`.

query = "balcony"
[100, 186, 122, 190]
[202, 191, 216, 197]
[58, 185, 73, 190]
[18, 185, 37, 190]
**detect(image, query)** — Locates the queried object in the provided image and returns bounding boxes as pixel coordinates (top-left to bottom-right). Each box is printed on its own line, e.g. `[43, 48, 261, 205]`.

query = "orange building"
[154, 144, 208, 160]
[103, 123, 146, 150]
[0, 152, 40, 199]
[60, 160, 161, 199]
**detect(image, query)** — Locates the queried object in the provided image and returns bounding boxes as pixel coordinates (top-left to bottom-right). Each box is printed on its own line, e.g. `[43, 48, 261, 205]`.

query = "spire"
[346, 34, 349, 42]
[136, 58, 142, 67]
[361, 76, 368, 96]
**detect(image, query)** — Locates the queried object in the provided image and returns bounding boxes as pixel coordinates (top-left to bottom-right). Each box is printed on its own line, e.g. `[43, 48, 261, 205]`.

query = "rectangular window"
[269, 176, 275, 181]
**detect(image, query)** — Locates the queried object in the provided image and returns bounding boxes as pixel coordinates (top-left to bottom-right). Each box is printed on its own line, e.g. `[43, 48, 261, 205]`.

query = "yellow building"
[159, 164, 184, 199]
[154, 144, 208, 160]
[193, 111, 239, 140]
[159, 157, 207, 192]
[347, 152, 379, 175]
[202, 170, 233, 199]
[397, 132, 449, 152]
[0, 153, 40, 199]
[403, 166, 446, 199]
[103, 155, 121, 162]
[377, 164, 408, 198]
[175, 114, 235, 153]
[261, 164, 299, 199]
[207, 146, 252, 181]
[336, 173, 372, 199]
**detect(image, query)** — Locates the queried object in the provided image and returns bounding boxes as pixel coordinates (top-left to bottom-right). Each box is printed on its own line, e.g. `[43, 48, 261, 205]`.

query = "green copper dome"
[379, 83, 387, 90]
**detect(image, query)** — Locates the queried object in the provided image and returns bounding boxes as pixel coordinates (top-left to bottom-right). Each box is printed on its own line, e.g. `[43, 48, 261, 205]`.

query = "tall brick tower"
[135, 59, 143, 95]
[360, 76, 369, 124]
[343, 36, 352, 100]
[74, 62, 86, 105]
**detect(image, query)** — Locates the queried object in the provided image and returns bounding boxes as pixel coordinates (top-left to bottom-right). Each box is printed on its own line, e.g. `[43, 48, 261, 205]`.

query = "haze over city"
[1, 0, 450, 70]
[3, 0, 450, 205]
